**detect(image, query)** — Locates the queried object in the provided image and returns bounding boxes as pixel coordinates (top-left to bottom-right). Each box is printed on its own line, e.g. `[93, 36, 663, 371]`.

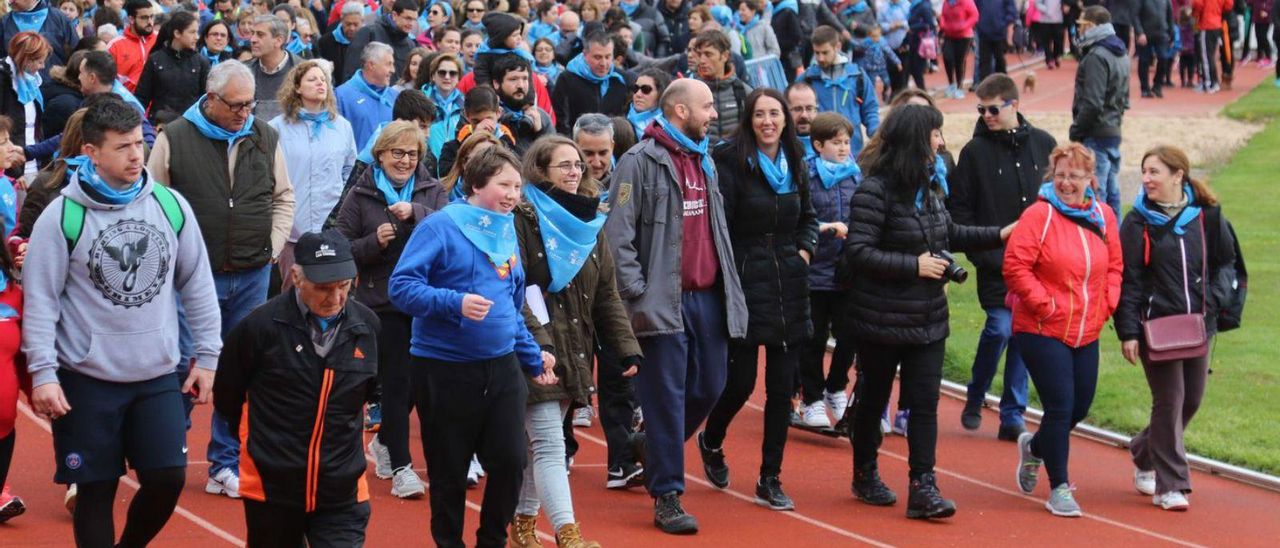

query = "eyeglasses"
[790, 105, 818, 114]
[1053, 173, 1092, 183]
[436, 69, 459, 78]
[976, 99, 1015, 116]
[631, 84, 654, 95]
[552, 161, 586, 174]
[213, 94, 257, 114]
[386, 148, 420, 160]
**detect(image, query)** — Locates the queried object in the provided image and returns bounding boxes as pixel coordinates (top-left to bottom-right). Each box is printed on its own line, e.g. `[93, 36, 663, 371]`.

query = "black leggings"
[704, 342, 798, 478]
[851, 338, 945, 479]
[0, 432, 12, 489]
[1039, 23, 1065, 64]
[375, 311, 415, 470]
[943, 37, 971, 86]
[74, 466, 186, 547]
[907, 34, 928, 89]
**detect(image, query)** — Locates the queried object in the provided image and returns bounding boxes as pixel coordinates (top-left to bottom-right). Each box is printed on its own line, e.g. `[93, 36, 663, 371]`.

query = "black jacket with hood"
[1069, 25, 1130, 141]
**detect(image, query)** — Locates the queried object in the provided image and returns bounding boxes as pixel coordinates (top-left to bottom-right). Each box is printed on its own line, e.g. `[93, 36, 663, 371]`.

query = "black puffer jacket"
[841, 175, 1003, 345]
[715, 144, 820, 346]
[1115, 203, 1236, 342]
[947, 115, 1057, 309]
[39, 78, 81, 138]
[135, 46, 212, 125]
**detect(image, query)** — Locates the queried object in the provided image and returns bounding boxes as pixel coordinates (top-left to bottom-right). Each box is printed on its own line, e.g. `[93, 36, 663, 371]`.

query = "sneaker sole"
[393, 488, 426, 499]
[754, 497, 795, 511]
[654, 518, 698, 535]
[607, 467, 645, 489]
[1045, 501, 1082, 517]
[0, 498, 26, 522]
[853, 492, 897, 506]
[906, 506, 956, 519]
[204, 482, 241, 499]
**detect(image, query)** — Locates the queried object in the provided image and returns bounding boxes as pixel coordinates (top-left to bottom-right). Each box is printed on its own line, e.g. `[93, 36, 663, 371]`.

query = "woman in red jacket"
[0, 246, 23, 522]
[939, 0, 979, 99]
[1003, 143, 1123, 518]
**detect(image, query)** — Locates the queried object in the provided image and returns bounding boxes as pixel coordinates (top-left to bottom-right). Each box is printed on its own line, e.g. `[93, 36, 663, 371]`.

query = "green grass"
[942, 82, 1280, 475]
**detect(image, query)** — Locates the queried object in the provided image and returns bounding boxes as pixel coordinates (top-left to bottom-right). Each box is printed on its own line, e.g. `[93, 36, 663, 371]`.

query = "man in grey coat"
[604, 78, 747, 536]
[1070, 6, 1130, 213]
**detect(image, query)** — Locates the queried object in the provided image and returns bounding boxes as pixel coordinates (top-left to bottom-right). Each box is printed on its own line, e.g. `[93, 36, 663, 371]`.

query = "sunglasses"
[436, 69, 459, 78]
[630, 84, 654, 95]
[976, 99, 1015, 116]
[467, 7, 485, 13]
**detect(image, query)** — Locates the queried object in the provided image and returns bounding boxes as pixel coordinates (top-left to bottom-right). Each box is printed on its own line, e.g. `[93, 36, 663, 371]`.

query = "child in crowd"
[856, 26, 901, 103]
[1178, 7, 1197, 88]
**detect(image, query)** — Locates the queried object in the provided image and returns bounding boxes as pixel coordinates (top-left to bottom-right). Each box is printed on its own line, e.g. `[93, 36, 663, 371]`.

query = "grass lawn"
[941, 81, 1280, 475]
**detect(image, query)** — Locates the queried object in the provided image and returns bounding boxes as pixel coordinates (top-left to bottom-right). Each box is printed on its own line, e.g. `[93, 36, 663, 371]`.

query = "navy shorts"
[51, 369, 189, 484]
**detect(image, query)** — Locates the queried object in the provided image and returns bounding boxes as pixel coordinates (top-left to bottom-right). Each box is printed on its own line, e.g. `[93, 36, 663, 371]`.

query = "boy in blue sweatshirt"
[857, 26, 902, 103]
[388, 146, 556, 547]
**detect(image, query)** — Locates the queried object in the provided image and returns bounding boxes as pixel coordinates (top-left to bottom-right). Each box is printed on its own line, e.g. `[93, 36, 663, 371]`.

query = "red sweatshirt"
[645, 124, 720, 291]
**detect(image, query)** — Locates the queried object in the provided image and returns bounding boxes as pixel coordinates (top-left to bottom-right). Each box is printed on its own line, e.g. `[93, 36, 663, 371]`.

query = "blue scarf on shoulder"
[424, 85, 463, 158]
[297, 109, 335, 140]
[773, 0, 799, 15]
[533, 61, 562, 82]
[441, 202, 517, 268]
[12, 7, 48, 33]
[528, 20, 560, 45]
[71, 154, 145, 205]
[374, 166, 415, 205]
[627, 105, 660, 136]
[914, 154, 950, 210]
[755, 149, 795, 194]
[477, 43, 537, 64]
[13, 68, 42, 109]
[565, 53, 625, 98]
[182, 97, 256, 154]
[349, 69, 395, 108]
[1039, 182, 1107, 234]
[524, 184, 607, 293]
[815, 157, 861, 189]
[112, 80, 146, 113]
[1132, 182, 1201, 235]
[201, 46, 231, 65]
[737, 14, 761, 33]
[332, 24, 351, 45]
[620, 0, 641, 16]
[654, 114, 715, 183]
[285, 32, 309, 55]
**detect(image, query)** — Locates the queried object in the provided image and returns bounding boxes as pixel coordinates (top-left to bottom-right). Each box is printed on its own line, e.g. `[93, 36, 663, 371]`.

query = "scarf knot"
[754, 149, 795, 194]
[373, 166, 415, 205]
[1133, 182, 1201, 235]
[627, 105, 660, 136]
[297, 109, 335, 140]
[72, 154, 146, 205]
[565, 53, 625, 97]
[182, 97, 257, 154]
[1039, 182, 1108, 234]
[815, 157, 861, 189]
[654, 114, 715, 183]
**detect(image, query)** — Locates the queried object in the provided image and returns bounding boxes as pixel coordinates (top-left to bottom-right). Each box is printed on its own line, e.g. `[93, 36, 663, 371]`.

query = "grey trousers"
[1130, 346, 1211, 494]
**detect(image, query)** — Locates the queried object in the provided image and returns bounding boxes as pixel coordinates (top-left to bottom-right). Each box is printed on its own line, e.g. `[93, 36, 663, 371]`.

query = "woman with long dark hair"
[843, 104, 1011, 520]
[698, 88, 818, 511]
[135, 10, 211, 125]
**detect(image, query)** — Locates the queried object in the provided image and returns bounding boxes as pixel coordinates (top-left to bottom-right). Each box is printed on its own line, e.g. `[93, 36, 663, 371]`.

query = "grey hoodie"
[22, 171, 223, 387]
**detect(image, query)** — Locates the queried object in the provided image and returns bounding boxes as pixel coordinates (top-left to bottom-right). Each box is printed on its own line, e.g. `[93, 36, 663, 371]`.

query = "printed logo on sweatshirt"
[88, 219, 171, 308]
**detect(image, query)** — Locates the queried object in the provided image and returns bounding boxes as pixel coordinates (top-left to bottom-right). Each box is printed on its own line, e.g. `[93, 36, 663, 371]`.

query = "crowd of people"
[0, 0, 1254, 546]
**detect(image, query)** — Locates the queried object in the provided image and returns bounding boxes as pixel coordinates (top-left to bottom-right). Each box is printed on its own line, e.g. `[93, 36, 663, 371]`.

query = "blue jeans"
[965, 307, 1028, 426]
[1083, 138, 1122, 214]
[1016, 333, 1099, 488]
[207, 264, 272, 476]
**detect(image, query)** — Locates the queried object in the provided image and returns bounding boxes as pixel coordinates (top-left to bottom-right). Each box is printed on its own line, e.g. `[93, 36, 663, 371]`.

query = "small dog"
[1023, 71, 1037, 94]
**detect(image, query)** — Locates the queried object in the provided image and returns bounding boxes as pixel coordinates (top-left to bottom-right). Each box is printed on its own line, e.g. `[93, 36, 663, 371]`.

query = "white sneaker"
[1134, 469, 1156, 496]
[824, 390, 849, 422]
[368, 435, 393, 479]
[572, 406, 594, 428]
[64, 484, 77, 515]
[1153, 491, 1189, 511]
[206, 468, 241, 499]
[466, 455, 484, 488]
[801, 401, 833, 428]
[391, 466, 426, 499]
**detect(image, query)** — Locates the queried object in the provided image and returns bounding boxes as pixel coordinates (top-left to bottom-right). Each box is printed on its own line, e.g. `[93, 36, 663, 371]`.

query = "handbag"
[917, 31, 938, 61]
[1141, 215, 1209, 362]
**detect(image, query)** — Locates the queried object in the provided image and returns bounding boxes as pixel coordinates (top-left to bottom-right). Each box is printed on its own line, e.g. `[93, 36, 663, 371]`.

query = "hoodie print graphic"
[88, 219, 171, 308]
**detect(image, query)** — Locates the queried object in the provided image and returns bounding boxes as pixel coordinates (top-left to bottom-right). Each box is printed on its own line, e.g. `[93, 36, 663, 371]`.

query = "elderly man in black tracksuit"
[947, 74, 1057, 442]
[214, 231, 380, 547]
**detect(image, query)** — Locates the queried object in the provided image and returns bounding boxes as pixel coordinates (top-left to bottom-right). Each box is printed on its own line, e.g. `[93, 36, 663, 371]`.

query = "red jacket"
[1191, 0, 1233, 31]
[1004, 200, 1123, 348]
[108, 26, 157, 91]
[939, 0, 980, 39]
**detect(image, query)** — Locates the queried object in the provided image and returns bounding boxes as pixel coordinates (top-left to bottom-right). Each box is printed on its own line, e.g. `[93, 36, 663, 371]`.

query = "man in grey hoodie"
[23, 96, 222, 548]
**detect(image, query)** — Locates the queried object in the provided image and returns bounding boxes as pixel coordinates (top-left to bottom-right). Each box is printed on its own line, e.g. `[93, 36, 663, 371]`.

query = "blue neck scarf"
[737, 14, 761, 33]
[112, 80, 145, 113]
[424, 85, 463, 116]
[815, 157, 861, 189]
[350, 70, 395, 108]
[774, 0, 799, 14]
[285, 32, 309, 55]
[1040, 182, 1108, 234]
[333, 24, 350, 45]
[524, 184, 607, 293]
[565, 53, 625, 98]
[620, 0, 640, 16]
[1133, 182, 1201, 235]
[844, 0, 870, 16]
[442, 202, 517, 268]
[182, 97, 256, 153]
[627, 104, 660, 136]
[72, 154, 145, 205]
[12, 68, 42, 109]
[915, 154, 950, 210]
[755, 149, 795, 194]
[297, 109, 335, 140]
[12, 6, 48, 33]
[528, 20, 559, 44]
[532, 61, 562, 81]
[463, 19, 485, 33]
[655, 114, 715, 183]
[373, 166, 415, 205]
[477, 43, 537, 64]
[501, 104, 526, 123]
[201, 46, 230, 65]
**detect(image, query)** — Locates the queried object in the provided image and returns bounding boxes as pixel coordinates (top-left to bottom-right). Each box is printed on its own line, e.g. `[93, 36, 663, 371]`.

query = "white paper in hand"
[525, 285, 551, 326]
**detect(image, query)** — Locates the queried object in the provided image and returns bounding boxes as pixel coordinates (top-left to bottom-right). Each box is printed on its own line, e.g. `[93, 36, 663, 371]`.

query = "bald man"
[603, 79, 746, 535]
[554, 10, 584, 64]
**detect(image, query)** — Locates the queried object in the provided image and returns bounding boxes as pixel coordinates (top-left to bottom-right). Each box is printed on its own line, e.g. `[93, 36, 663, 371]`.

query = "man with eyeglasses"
[343, 0, 418, 83]
[947, 73, 1056, 443]
[785, 81, 819, 160]
[108, 0, 157, 92]
[247, 15, 304, 122]
[490, 56, 553, 154]
[148, 60, 296, 501]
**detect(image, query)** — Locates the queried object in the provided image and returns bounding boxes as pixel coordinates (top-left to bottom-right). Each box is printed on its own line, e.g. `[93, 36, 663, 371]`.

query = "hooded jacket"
[108, 25, 158, 91]
[800, 60, 879, 154]
[1070, 24, 1130, 142]
[948, 114, 1057, 309]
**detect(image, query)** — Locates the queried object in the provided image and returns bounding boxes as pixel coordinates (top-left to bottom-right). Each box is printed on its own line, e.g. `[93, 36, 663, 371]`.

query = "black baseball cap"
[294, 230, 357, 283]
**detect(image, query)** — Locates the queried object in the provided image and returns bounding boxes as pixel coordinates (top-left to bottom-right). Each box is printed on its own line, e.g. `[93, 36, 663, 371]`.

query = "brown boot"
[509, 514, 542, 548]
[555, 523, 601, 548]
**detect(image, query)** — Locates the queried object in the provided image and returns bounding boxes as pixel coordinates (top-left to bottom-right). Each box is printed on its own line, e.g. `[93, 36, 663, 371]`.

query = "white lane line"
[572, 430, 895, 548]
[19, 402, 248, 547]
[744, 401, 1208, 547]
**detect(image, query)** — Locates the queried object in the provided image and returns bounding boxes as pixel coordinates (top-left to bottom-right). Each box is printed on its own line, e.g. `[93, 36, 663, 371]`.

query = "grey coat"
[604, 138, 748, 339]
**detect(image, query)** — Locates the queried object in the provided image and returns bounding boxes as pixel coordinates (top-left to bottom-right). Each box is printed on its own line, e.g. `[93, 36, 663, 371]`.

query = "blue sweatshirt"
[388, 212, 544, 374]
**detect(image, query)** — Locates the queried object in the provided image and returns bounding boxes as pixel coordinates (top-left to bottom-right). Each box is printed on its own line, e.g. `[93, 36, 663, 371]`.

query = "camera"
[933, 250, 968, 284]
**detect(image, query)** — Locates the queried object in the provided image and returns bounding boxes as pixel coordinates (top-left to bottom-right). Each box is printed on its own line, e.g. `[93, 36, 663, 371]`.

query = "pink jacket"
[940, 0, 980, 39]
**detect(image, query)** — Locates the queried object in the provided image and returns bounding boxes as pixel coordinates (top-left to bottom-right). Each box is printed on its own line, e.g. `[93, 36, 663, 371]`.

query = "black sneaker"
[755, 476, 795, 511]
[630, 431, 647, 469]
[697, 431, 729, 489]
[852, 465, 897, 506]
[997, 423, 1027, 442]
[1153, 86, 1164, 98]
[1141, 90, 1154, 98]
[907, 473, 956, 519]
[606, 462, 645, 490]
[653, 492, 698, 535]
[960, 402, 982, 431]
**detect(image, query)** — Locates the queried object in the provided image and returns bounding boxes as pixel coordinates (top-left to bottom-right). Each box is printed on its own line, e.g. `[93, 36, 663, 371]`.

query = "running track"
[4, 62, 1277, 547]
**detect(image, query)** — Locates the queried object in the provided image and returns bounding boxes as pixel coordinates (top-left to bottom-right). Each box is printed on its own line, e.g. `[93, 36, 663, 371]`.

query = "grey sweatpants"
[1130, 346, 1211, 494]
